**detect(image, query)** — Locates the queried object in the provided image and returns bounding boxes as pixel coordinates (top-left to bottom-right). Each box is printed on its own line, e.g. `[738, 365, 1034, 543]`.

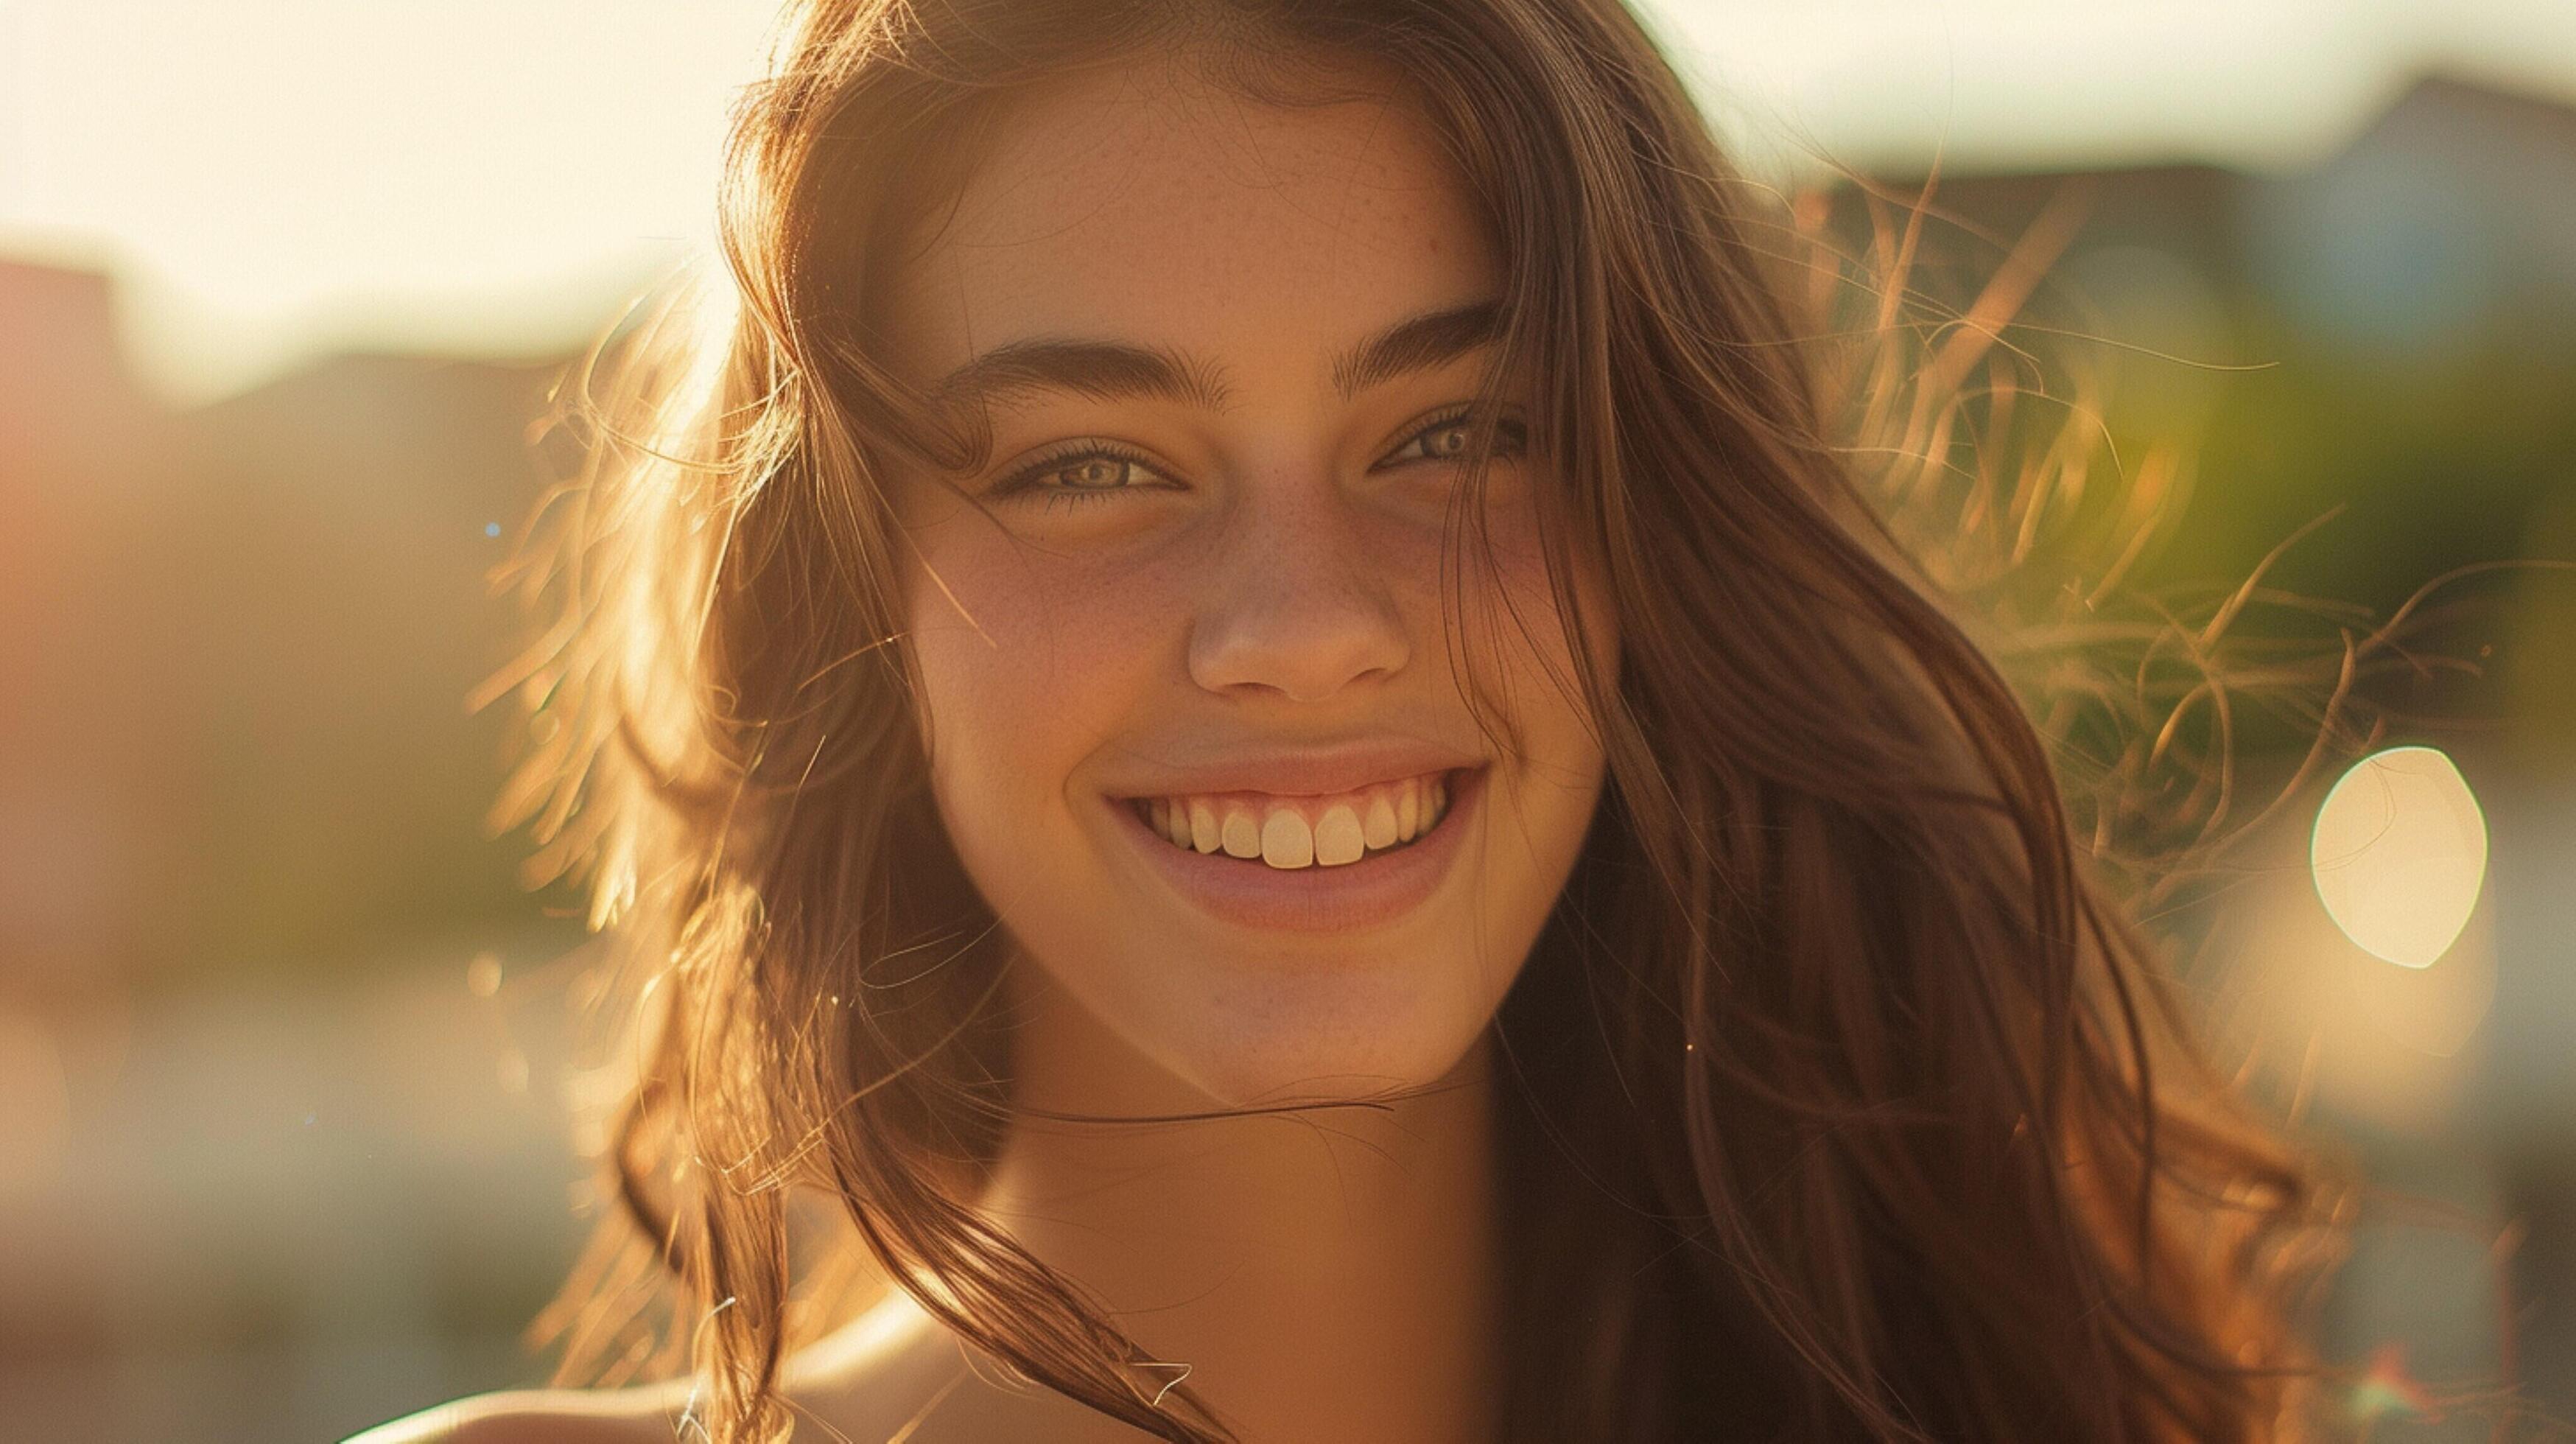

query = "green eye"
[1385, 407, 1528, 467]
[990, 443, 1172, 508]
[1050, 456, 1143, 491]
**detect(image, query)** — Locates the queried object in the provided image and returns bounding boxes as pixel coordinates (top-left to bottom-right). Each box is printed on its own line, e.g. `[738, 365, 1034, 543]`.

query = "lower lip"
[1109, 768, 1484, 934]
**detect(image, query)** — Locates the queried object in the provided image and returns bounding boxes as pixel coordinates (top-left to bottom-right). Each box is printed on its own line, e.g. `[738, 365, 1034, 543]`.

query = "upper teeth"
[1139, 773, 1453, 870]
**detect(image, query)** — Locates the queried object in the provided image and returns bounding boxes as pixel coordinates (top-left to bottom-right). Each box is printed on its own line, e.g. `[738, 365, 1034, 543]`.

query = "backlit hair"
[486, 1, 2354, 1438]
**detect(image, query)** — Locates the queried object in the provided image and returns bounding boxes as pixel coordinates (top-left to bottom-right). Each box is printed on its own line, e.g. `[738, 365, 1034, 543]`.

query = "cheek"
[1457, 491, 1614, 894]
[1456, 483, 1615, 735]
[902, 516, 1171, 851]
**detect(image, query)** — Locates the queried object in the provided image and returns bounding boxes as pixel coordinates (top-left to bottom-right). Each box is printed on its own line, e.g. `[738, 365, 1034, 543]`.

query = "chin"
[1169, 981, 1497, 1107]
[1060, 902, 1520, 1109]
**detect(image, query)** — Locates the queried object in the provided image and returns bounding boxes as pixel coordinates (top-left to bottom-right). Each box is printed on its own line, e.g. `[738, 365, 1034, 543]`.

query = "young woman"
[361, 0, 2344, 1439]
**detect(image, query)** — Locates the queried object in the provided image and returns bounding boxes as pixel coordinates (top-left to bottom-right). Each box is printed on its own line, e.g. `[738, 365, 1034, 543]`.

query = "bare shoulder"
[785, 1291, 1145, 1443]
[342, 1381, 692, 1444]
[345, 1297, 972, 1444]
[345, 1294, 1122, 1444]
[779, 1289, 980, 1438]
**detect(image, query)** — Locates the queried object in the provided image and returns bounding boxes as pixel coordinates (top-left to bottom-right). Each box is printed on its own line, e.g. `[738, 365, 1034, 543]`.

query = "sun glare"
[2310, 746, 2490, 970]
[7, 1, 2571, 402]
[0, 0, 778, 402]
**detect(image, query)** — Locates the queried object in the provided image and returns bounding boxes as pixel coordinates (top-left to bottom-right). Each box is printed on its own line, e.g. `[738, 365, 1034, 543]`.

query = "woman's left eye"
[1380, 408, 1529, 468]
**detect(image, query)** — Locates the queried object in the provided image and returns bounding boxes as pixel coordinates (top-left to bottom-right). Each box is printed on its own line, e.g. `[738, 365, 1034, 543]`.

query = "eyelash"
[989, 405, 1529, 510]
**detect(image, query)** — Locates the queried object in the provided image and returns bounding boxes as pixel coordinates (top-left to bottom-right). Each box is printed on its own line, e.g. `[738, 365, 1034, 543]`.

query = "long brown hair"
[484, 0, 2354, 1438]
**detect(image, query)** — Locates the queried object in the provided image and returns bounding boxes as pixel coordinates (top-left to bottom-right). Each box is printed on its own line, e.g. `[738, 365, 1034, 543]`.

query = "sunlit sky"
[4, 0, 2573, 402]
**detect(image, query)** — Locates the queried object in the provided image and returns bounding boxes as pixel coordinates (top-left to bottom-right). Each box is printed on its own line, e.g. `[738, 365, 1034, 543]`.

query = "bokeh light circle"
[2311, 746, 2489, 969]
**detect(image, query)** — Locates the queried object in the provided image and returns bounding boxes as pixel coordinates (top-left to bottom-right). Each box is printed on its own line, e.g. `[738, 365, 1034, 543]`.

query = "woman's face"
[880, 57, 1610, 1108]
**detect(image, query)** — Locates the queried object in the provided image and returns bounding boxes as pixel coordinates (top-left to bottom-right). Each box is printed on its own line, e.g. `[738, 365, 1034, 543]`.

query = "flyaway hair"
[482, 1, 2368, 1438]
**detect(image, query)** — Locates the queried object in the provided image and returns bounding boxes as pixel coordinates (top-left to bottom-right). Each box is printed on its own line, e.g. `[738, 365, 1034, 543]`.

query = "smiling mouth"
[1126, 769, 1459, 870]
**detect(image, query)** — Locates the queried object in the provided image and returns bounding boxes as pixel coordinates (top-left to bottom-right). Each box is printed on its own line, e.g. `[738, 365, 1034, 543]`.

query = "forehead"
[877, 55, 1501, 390]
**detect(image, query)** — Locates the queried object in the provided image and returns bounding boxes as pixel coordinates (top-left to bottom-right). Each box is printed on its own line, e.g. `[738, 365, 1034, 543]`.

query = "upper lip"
[1106, 739, 1483, 799]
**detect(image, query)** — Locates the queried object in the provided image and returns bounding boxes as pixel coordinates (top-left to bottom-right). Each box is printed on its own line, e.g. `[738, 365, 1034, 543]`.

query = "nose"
[1185, 480, 1411, 703]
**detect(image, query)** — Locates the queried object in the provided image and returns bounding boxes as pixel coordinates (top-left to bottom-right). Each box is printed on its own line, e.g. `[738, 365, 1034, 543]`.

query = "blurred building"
[0, 257, 591, 1442]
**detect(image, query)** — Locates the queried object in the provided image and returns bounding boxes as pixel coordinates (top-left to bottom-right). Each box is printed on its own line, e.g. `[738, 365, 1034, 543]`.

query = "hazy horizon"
[4, 0, 2574, 402]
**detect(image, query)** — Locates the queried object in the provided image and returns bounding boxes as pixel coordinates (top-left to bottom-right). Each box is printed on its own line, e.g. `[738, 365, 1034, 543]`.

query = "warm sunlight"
[5, 0, 2572, 401]
[0, 0, 779, 399]
[7, 2, 2571, 1437]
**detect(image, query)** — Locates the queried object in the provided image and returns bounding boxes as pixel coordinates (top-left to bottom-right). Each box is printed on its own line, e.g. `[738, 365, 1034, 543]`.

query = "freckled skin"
[880, 57, 1612, 1112]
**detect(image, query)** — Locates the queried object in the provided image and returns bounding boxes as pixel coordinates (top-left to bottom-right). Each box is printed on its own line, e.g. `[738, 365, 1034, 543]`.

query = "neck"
[978, 961, 1506, 1444]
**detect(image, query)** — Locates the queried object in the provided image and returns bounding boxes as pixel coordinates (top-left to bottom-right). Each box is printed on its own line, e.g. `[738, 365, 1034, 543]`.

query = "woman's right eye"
[1048, 456, 1145, 491]
[990, 443, 1173, 508]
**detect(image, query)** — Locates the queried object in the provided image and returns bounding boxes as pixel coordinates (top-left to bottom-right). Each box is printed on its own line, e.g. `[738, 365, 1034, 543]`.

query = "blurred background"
[1, 1, 2569, 1439]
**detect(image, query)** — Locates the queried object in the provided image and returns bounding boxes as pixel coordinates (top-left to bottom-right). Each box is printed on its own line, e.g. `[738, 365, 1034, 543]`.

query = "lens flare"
[2311, 746, 2488, 969]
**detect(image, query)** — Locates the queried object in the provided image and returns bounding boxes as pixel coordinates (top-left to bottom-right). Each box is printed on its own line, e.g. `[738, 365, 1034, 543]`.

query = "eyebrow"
[926, 298, 1506, 417]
